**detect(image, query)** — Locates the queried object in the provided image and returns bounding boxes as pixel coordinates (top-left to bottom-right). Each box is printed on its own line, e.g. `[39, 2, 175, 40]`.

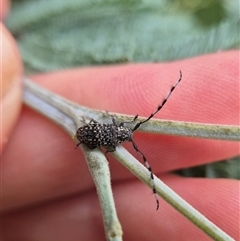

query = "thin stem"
[82, 146, 123, 241]
[112, 146, 235, 241]
[112, 114, 240, 141]
[24, 78, 240, 141]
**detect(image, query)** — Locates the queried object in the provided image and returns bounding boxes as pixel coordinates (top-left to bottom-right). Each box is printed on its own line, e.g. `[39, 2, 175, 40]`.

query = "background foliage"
[6, 0, 239, 72]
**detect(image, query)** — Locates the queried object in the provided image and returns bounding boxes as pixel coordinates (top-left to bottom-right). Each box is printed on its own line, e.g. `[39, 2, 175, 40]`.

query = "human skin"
[1, 3, 239, 240]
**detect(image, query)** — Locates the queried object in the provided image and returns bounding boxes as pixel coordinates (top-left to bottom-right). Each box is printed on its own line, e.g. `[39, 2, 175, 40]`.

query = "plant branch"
[112, 146, 235, 241]
[23, 78, 240, 142]
[23, 77, 237, 241]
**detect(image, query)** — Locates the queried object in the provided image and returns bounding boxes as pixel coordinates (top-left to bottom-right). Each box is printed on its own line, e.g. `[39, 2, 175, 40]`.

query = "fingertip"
[1, 23, 23, 152]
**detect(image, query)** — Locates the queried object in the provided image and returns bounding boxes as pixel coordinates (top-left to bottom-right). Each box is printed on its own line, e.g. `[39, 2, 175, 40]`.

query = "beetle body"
[75, 71, 182, 210]
[76, 120, 133, 150]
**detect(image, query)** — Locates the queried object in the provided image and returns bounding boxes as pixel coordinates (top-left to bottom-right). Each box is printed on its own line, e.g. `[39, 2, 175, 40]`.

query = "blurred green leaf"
[6, 0, 239, 72]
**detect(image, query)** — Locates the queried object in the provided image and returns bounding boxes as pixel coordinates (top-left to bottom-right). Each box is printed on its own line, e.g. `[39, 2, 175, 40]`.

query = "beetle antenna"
[132, 71, 182, 131]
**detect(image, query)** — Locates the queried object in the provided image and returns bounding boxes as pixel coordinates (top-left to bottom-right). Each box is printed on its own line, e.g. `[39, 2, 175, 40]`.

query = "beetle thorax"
[116, 126, 133, 144]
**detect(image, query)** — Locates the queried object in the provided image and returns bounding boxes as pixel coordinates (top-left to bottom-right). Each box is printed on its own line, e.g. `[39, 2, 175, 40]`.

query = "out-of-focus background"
[5, 0, 240, 178]
[6, 0, 239, 72]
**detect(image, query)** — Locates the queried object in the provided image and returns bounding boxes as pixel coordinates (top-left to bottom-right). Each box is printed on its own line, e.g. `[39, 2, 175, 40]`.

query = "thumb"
[0, 22, 23, 152]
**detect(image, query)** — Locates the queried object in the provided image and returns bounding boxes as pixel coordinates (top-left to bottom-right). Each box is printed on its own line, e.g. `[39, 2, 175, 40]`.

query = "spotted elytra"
[76, 71, 182, 210]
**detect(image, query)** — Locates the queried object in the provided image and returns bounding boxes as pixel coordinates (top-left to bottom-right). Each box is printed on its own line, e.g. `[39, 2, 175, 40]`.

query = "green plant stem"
[23, 77, 237, 241]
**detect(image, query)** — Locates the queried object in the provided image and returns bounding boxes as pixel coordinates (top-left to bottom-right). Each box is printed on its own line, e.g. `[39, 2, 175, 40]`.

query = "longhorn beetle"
[76, 71, 182, 210]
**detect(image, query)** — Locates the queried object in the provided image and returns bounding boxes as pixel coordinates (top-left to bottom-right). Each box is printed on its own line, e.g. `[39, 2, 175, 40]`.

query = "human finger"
[2, 51, 239, 210]
[2, 174, 239, 241]
[0, 22, 22, 153]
